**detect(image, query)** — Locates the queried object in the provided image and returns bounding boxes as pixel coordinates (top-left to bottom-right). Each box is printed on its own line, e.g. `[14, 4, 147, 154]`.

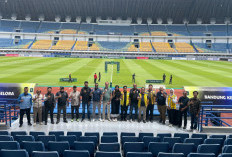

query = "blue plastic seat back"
[0, 141, 20, 150]
[99, 143, 120, 152]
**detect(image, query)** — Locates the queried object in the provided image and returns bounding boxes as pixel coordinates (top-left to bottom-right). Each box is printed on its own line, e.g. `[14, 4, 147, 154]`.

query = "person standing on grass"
[181, 91, 201, 132]
[169, 75, 173, 84]
[102, 82, 112, 122]
[111, 85, 121, 122]
[138, 87, 148, 123]
[32, 90, 43, 126]
[18, 87, 32, 127]
[44, 87, 55, 125]
[146, 84, 156, 123]
[98, 72, 101, 82]
[55, 87, 69, 124]
[132, 73, 136, 83]
[166, 89, 178, 127]
[163, 73, 166, 83]
[178, 91, 189, 129]
[120, 86, 130, 121]
[92, 83, 103, 121]
[129, 84, 140, 122]
[94, 73, 97, 84]
[69, 73, 72, 83]
[156, 87, 167, 124]
[69, 86, 80, 122]
[80, 81, 92, 122]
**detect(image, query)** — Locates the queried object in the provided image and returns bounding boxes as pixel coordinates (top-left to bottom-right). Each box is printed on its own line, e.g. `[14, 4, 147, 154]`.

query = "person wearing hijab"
[166, 88, 178, 126]
[111, 85, 121, 121]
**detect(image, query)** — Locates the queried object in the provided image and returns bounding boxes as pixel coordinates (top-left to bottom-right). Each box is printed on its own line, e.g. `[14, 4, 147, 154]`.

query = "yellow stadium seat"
[31, 40, 52, 50]
[139, 42, 153, 52]
[151, 31, 167, 36]
[175, 42, 195, 53]
[128, 44, 138, 52]
[89, 43, 100, 51]
[60, 29, 77, 34]
[74, 41, 88, 51]
[51, 40, 75, 50]
[152, 42, 175, 53]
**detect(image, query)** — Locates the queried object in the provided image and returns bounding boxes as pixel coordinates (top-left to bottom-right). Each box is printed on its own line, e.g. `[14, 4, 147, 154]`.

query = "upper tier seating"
[134, 25, 149, 36]
[51, 40, 75, 50]
[139, 42, 153, 52]
[0, 20, 20, 32]
[21, 21, 40, 33]
[37, 22, 61, 33]
[194, 43, 228, 53]
[31, 40, 52, 49]
[98, 41, 130, 51]
[94, 25, 134, 35]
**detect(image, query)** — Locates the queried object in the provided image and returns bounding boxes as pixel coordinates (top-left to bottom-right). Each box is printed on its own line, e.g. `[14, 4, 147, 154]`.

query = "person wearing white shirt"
[166, 89, 178, 127]
[33, 90, 43, 125]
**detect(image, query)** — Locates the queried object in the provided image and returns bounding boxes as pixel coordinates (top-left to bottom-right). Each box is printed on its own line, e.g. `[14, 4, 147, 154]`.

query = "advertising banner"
[184, 86, 232, 105]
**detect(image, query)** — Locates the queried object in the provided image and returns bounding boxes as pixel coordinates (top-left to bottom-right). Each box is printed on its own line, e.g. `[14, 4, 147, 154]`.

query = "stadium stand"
[89, 43, 100, 51]
[134, 25, 149, 36]
[79, 24, 93, 34]
[31, 40, 52, 50]
[37, 22, 61, 33]
[94, 25, 134, 35]
[51, 40, 75, 50]
[97, 41, 130, 51]
[139, 42, 153, 52]
[0, 20, 20, 32]
[152, 42, 176, 53]
[166, 25, 189, 36]
[127, 44, 138, 52]
[175, 42, 195, 53]
[194, 43, 228, 53]
[21, 21, 40, 33]
[74, 41, 89, 51]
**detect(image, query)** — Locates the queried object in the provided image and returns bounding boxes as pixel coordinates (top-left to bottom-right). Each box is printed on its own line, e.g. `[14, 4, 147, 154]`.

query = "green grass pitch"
[0, 57, 231, 88]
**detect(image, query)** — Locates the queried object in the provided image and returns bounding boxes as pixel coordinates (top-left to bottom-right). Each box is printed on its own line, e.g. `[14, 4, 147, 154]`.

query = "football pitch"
[0, 56, 231, 88]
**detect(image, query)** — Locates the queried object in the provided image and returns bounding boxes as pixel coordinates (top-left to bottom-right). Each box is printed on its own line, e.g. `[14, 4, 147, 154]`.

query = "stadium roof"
[0, 0, 231, 24]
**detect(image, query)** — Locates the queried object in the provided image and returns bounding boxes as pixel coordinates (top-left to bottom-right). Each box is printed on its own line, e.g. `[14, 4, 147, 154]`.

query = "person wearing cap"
[55, 87, 69, 124]
[166, 88, 178, 127]
[80, 81, 92, 122]
[44, 87, 55, 125]
[69, 86, 80, 122]
[33, 89, 43, 125]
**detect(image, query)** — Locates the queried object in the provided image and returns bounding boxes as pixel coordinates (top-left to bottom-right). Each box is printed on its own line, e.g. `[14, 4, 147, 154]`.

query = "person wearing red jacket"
[94, 73, 97, 84]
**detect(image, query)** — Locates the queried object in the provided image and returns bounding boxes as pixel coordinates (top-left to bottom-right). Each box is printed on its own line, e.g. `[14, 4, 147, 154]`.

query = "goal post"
[105, 61, 120, 73]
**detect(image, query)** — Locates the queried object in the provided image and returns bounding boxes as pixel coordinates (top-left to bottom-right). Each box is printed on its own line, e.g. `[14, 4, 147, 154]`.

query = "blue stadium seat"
[139, 133, 154, 142]
[101, 136, 118, 143]
[197, 144, 221, 156]
[67, 131, 82, 140]
[22, 141, 45, 156]
[124, 142, 145, 156]
[95, 151, 121, 157]
[73, 141, 95, 157]
[48, 141, 70, 157]
[204, 138, 224, 147]
[0, 135, 14, 141]
[0, 149, 29, 157]
[37, 135, 56, 149]
[0, 131, 9, 135]
[218, 153, 232, 157]
[121, 132, 136, 140]
[163, 137, 182, 150]
[63, 150, 90, 157]
[127, 152, 152, 157]
[184, 138, 203, 151]
[32, 151, 59, 157]
[29, 132, 45, 141]
[99, 143, 120, 152]
[191, 134, 207, 141]
[148, 142, 169, 157]
[209, 135, 226, 141]
[172, 143, 195, 157]
[0, 141, 20, 150]
[187, 153, 215, 157]
[228, 135, 232, 138]
[15, 135, 35, 148]
[158, 152, 184, 157]
[84, 132, 100, 143]
[157, 133, 172, 141]
[11, 131, 27, 138]
[143, 137, 160, 150]
[224, 138, 232, 145]
[174, 133, 189, 143]
[222, 145, 232, 153]
[103, 132, 118, 136]
[121, 136, 139, 149]
[78, 136, 98, 148]
[49, 131, 64, 140]
[58, 135, 77, 149]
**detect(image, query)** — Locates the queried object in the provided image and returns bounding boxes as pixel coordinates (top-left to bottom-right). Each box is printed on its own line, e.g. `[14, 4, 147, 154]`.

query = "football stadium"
[0, 0, 232, 157]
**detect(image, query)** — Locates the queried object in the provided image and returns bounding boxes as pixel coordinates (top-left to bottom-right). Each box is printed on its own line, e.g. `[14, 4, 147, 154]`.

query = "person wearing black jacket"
[44, 87, 55, 125]
[178, 91, 189, 129]
[129, 84, 140, 122]
[80, 81, 92, 122]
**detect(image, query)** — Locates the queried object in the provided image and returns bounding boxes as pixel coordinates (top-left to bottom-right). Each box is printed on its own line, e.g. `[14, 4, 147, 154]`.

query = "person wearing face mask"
[166, 89, 178, 127]
[33, 90, 43, 126]
[44, 87, 55, 125]
[92, 83, 103, 121]
[111, 85, 121, 122]
[55, 86, 69, 124]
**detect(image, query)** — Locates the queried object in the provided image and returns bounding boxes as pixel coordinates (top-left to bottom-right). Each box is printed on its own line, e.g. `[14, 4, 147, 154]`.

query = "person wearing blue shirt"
[92, 83, 103, 121]
[18, 87, 32, 127]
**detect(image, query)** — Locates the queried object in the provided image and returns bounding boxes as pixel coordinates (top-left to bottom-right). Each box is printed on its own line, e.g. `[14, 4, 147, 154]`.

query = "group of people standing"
[18, 82, 201, 132]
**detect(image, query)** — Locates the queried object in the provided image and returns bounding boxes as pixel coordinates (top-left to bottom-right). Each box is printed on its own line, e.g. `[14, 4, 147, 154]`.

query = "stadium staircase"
[28, 38, 36, 49]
